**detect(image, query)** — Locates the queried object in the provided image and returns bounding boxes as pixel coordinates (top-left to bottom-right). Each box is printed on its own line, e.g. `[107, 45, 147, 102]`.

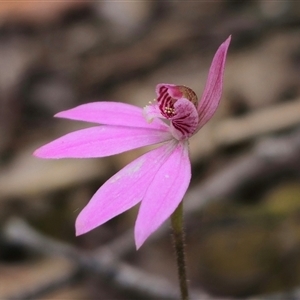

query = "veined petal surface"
[56, 102, 168, 131]
[135, 141, 191, 249]
[75, 141, 177, 235]
[34, 126, 173, 158]
[170, 98, 199, 140]
[197, 36, 231, 128]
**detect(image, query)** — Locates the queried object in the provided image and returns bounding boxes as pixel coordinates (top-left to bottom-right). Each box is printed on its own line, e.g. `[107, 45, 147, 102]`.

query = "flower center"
[157, 85, 198, 119]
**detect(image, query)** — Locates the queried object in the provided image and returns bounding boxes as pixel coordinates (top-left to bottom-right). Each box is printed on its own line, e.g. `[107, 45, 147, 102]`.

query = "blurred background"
[0, 1, 300, 299]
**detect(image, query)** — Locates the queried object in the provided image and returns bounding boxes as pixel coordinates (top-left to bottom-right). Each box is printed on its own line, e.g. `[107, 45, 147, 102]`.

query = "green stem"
[171, 201, 189, 300]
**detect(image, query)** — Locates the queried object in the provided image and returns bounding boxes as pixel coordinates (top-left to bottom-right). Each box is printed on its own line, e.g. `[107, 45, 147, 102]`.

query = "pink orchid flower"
[34, 36, 231, 249]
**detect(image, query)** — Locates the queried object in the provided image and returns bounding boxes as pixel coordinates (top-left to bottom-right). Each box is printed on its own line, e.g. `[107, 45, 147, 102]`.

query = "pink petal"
[170, 98, 199, 140]
[143, 102, 163, 122]
[75, 141, 177, 235]
[197, 36, 231, 128]
[56, 102, 168, 131]
[34, 126, 172, 158]
[135, 141, 191, 249]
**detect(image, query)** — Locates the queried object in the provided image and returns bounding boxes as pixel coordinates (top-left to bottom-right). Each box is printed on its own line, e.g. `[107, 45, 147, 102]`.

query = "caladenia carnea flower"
[34, 36, 231, 250]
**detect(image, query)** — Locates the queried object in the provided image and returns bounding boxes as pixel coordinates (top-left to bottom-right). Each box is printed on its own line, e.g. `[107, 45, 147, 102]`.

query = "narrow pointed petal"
[135, 141, 191, 249]
[197, 36, 231, 128]
[34, 126, 173, 159]
[55, 102, 168, 131]
[76, 141, 177, 235]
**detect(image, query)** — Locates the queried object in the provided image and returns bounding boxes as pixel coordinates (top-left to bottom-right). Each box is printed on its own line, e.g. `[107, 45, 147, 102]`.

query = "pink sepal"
[197, 36, 231, 128]
[75, 141, 177, 235]
[34, 126, 172, 158]
[56, 101, 168, 131]
[135, 141, 191, 249]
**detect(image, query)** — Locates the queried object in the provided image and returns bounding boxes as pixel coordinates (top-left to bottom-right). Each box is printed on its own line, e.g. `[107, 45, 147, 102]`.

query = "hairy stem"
[171, 201, 189, 300]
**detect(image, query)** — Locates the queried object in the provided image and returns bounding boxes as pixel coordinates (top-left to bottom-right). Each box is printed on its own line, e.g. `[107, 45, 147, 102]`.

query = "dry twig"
[4, 219, 211, 300]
